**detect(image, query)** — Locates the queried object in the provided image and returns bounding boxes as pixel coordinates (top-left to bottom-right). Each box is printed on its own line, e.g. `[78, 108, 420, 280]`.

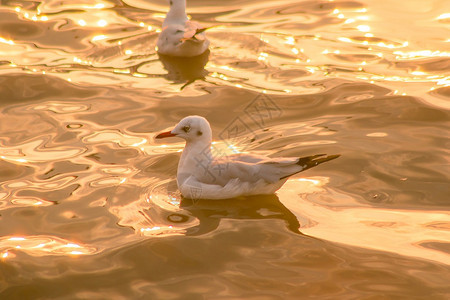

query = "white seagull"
[156, 0, 210, 57]
[155, 116, 340, 200]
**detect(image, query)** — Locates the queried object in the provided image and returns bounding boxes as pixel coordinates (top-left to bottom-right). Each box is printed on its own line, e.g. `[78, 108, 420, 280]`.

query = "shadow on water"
[179, 194, 301, 235]
[158, 50, 210, 90]
[158, 50, 209, 90]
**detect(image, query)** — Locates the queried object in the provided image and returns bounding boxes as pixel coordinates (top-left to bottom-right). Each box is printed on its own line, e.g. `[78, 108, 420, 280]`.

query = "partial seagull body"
[157, 0, 210, 57]
[155, 116, 339, 199]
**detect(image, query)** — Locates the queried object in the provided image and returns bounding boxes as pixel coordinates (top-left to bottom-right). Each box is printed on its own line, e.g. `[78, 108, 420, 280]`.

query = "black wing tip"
[279, 154, 341, 180]
[296, 153, 341, 168]
[322, 154, 341, 161]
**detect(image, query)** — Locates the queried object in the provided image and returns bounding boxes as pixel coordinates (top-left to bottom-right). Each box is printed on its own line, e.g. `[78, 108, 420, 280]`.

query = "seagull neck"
[182, 140, 213, 161]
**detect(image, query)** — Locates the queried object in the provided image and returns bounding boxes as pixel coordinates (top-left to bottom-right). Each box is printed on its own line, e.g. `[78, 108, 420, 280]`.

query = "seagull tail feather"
[279, 154, 340, 180]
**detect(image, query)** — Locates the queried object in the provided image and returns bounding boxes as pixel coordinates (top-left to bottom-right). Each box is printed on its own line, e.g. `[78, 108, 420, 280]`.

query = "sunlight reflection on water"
[0, 235, 97, 257]
[0, 0, 449, 298]
[280, 179, 450, 266]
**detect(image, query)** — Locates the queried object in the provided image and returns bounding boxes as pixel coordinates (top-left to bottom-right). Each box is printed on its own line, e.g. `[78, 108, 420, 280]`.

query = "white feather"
[155, 116, 340, 199]
[157, 0, 210, 57]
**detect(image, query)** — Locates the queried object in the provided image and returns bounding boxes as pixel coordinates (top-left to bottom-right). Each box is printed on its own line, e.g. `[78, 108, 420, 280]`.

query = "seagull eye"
[182, 126, 190, 133]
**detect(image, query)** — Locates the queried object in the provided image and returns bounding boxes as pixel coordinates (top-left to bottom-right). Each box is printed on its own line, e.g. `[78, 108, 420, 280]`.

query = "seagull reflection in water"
[162, 193, 302, 236]
[158, 50, 210, 89]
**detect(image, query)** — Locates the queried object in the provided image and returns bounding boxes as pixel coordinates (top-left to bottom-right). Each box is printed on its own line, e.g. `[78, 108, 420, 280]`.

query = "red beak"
[155, 130, 176, 139]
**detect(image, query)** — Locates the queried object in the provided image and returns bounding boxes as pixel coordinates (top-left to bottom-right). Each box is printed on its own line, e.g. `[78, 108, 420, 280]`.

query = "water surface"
[0, 0, 449, 299]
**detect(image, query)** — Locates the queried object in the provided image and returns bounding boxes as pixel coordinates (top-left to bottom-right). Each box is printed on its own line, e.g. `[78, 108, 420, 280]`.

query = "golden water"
[0, 0, 449, 298]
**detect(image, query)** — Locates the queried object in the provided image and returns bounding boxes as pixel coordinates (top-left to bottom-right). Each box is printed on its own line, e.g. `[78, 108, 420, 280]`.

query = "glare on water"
[0, 0, 449, 298]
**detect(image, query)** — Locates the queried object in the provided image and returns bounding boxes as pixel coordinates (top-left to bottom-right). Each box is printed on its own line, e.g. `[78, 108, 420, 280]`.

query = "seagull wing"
[184, 152, 339, 199]
[204, 154, 340, 185]
[180, 21, 209, 42]
[179, 175, 253, 200]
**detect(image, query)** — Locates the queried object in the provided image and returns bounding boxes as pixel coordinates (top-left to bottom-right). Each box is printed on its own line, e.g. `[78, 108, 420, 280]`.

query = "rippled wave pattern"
[0, 0, 449, 298]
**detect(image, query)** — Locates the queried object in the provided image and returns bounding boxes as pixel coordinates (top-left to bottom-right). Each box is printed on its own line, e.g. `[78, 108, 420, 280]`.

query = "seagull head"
[168, 0, 184, 6]
[165, 0, 187, 19]
[155, 115, 212, 143]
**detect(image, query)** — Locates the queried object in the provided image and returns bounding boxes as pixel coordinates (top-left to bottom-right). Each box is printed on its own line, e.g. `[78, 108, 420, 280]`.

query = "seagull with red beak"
[155, 116, 339, 200]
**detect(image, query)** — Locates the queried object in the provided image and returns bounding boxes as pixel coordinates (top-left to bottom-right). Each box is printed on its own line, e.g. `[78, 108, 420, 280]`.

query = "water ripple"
[0, 235, 98, 257]
[0, 0, 449, 297]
